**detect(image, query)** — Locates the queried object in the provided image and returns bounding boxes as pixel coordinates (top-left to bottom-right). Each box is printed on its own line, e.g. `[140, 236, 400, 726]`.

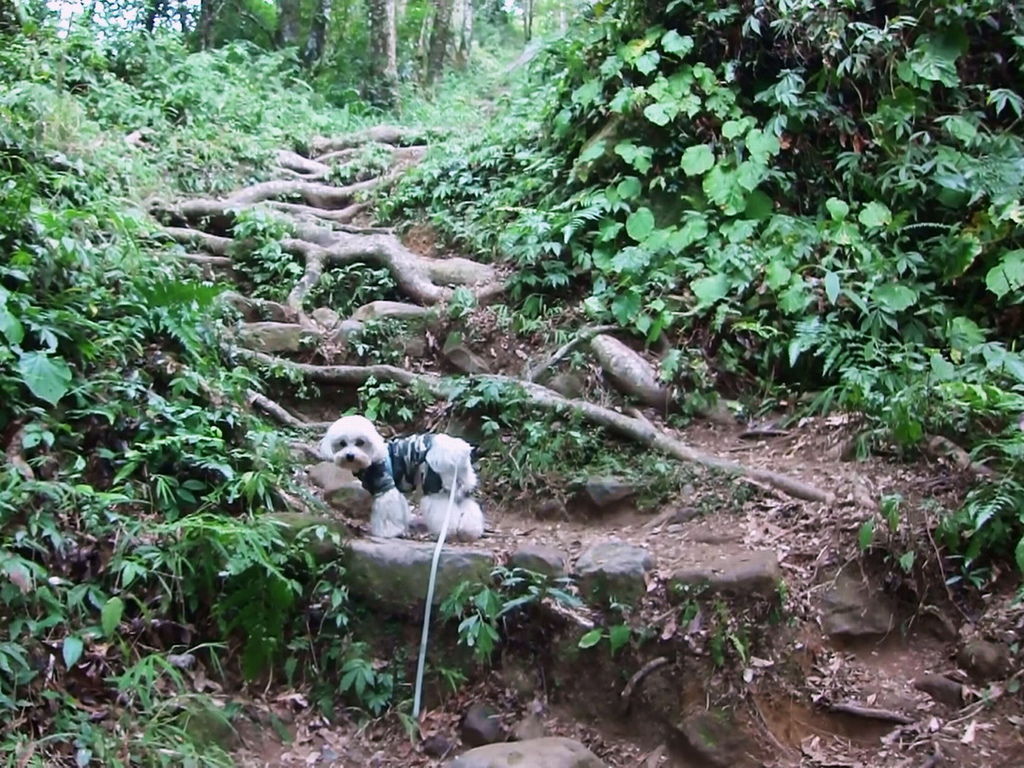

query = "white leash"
[411, 459, 462, 720]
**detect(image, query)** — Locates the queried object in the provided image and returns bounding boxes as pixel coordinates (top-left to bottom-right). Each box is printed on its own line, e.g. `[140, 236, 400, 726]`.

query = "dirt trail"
[165, 126, 1023, 768]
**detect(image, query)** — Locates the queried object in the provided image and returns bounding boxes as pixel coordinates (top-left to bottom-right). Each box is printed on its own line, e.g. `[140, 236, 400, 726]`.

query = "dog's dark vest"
[355, 434, 444, 497]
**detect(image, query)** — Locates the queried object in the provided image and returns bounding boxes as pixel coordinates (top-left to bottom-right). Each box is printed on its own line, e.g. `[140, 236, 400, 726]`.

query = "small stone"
[422, 734, 455, 759]
[509, 545, 567, 579]
[352, 301, 432, 322]
[444, 343, 492, 374]
[236, 322, 319, 353]
[307, 462, 372, 516]
[447, 737, 606, 768]
[669, 550, 782, 600]
[575, 540, 654, 604]
[263, 511, 347, 563]
[957, 640, 1011, 682]
[545, 372, 586, 398]
[308, 461, 355, 491]
[819, 571, 898, 639]
[533, 499, 567, 521]
[913, 674, 964, 706]
[673, 507, 700, 523]
[461, 703, 504, 747]
[511, 712, 546, 741]
[331, 319, 364, 345]
[310, 307, 340, 329]
[673, 711, 748, 768]
[497, 659, 540, 698]
[583, 477, 636, 509]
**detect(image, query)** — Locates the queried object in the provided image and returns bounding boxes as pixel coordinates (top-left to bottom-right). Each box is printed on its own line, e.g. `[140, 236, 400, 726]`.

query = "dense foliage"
[387, 0, 1024, 579]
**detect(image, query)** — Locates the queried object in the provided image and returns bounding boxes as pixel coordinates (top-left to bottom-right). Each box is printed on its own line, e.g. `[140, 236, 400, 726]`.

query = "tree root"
[618, 656, 669, 715]
[310, 125, 424, 155]
[236, 351, 835, 504]
[524, 324, 618, 382]
[821, 700, 917, 725]
[246, 390, 329, 431]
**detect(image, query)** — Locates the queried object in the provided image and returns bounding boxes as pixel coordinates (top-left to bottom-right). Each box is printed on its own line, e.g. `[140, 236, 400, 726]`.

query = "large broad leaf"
[985, 249, 1024, 298]
[823, 271, 841, 305]
[765, 261, 792, 290]
[63, 636, 84, 669]
[872, 283, 918, 312]
[702, 165, 745, 214]
[858, 201, 893, 229]
[17, 352, 73, 406]
[643, 101, 674, 126]
[744, 128, 781, 163]
[101, 596, 124, 637]
[692, 274, 731, 308]
[680, 144, 714, 176]
[661, 30, 693, 56]
[625, 208, 656, 242]
[616, 177, 642, 201]
[668, 215, 709, 252]
[0, 289, 24, 345]
[825, 197, 849, 222]
[611, 291, 642, 325]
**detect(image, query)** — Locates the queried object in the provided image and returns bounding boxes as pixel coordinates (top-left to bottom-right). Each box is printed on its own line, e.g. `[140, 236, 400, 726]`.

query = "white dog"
[318, 415, 484, 541]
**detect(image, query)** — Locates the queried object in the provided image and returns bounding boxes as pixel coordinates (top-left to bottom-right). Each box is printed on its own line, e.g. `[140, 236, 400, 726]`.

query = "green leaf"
[702, 165, 745, 214]
[858, 519, 875, 551]
[635, 51, 660, 75]
[929, 354, 956, 381]
[899, 551, 916, 573]
[17, 352, 73, 406]
[643, 101, 673, 126]
[823, 271, 840, 305]
[63, 636, 84, 668]
[608, 624, 631, 655]
[101, 597, 124, 637]
[625, 208, 656, 242]
[0, 291, 24, 345]
[680, 144, 715, 176]
[572, 80, 602, 106]
[743, 190, 773, 220]
[612, 291, 642, 325]
[858, 201, 892, 229]
[947, 316, 986, 351]
[668, 216, 708, 252]
[617, 177, 642, 200]
[744, 128, 780, 162]
[765, 261, 791, 290]
[825, 197, 849, 222]
[721, 118, 751, 140]
[692, 274, 730, 308]
[579, 139, 607, 164]
[1015, 536, 1024, 574]
[661, 30, 693, 56]
[578, 629, 603, 649]
[985, 250, 1024, 299]
[872, 284, 918, 313]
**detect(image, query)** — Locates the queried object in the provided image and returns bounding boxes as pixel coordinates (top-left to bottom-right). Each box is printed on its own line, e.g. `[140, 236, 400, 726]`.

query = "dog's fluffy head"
[318, 415, 388, 472]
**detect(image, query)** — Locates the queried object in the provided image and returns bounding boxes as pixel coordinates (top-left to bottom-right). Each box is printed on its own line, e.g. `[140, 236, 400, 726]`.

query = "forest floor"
[158, 125, 1024, 768]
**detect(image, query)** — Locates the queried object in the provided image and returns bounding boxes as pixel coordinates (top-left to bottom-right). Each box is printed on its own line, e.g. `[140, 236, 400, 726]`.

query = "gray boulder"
[669, 550, 782, 600]
[509, 545, 568, 580]
[343, 540, 495, 608]
[575, 540, 654, 604]
[448, 737, 606, 768]
[236, 322, 319, 353]
[818, 571, 898, 639]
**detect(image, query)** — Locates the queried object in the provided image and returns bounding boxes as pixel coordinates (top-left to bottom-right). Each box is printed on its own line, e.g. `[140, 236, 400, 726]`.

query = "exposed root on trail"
[247, 390, 328, 432]
[152, 127, 503, 317]
[236, 350, 835, 505]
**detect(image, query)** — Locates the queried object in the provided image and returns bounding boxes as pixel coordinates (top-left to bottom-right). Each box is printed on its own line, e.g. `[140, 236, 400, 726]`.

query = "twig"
[236, 352, 835, 504]
[524, 324, 618, 381]
[923, 434, 994, 478]
[619, 657, 669, 714]
[823, 700, 917, 725]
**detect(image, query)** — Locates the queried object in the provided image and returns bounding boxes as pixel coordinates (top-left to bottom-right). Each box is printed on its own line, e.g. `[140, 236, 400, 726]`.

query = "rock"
[575, 540, 654, 604]
[913, 674, 964, 706]
[307, 462, 372, 516]
[310, 307, 341, 328]
[545, 372, 586, 399]
[263, 512, 347, 562]
[957, 640, 1011, 682]
[669, 550, 782, 600]
[422, 734, 456, 759]
[223, 292, 291, 322]
[819, 571, 898, 639]
[497, 659, 540, 698]
[329, 319, 364, 346]
[533, 499, 567, 521]
[343, 540, 495, 608]
[352, 300, 432, 322]
[236, 322, 319, 353]
[448, 737, 606, 768]
[511, 712, 546, 742]
[590, 335, 669, 410]
[582, 477, 636, 509]
[444, 341, 492, 374]
[673, 711, 748, 768]
[509, 545, 568, 580]
[461, 703, 504, 747]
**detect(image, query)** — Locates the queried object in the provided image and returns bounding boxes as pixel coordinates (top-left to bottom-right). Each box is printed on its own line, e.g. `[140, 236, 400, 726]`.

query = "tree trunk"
[523, 0, 533, 42]
[276, 0, 301, 47]
[367, 0, 399, 106]
[424, 0, 454, 85]
[143, 0, 166, 32]
[178, 0, 190, 33]
[454, 0, 473, 68]
[303, 0, 332, 65]
[0, 0, 26, 32]
[198, 0, 218, 48]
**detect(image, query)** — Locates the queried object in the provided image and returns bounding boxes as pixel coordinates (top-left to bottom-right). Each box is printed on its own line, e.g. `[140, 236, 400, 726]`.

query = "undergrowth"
[383, 0, 1024, 581]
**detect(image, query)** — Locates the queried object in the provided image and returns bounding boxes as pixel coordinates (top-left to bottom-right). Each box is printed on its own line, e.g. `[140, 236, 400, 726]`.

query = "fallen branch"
[619, 656, 669, 715]
[236, 352, 834, 504]
[923, 435, 993, 478]
[246, 390, 328, 431]
[524, 324, 618, 382]
[822, 701, 917, 725]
